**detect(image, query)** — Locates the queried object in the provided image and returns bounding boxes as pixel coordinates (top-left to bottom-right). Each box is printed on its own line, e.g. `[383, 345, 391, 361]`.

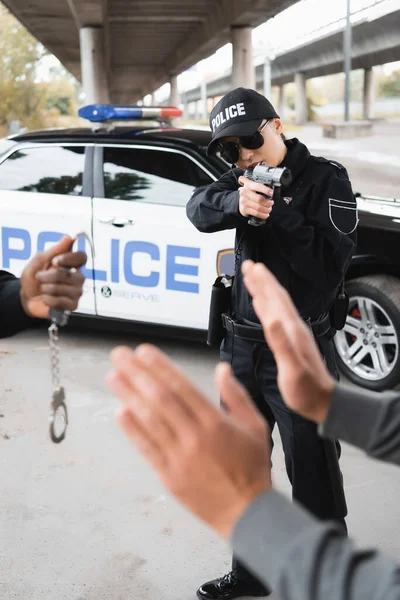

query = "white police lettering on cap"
[211, 102, 246, 132]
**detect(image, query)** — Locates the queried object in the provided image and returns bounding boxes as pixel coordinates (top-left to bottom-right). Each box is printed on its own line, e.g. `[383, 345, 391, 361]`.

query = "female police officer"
[186, 87, 358, 600]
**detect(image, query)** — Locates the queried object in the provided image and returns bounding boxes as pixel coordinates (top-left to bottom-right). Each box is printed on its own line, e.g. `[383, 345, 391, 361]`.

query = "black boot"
[197, 570, 270, 599]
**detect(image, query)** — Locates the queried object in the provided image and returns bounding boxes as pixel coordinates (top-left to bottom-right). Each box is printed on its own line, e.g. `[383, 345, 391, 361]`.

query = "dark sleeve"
[0, 271, 38, 338]
[186, 168, 247, 233]
[320, 384, 400, 466]
[232, 490, 400, 600]
[268, 167, 357, 293]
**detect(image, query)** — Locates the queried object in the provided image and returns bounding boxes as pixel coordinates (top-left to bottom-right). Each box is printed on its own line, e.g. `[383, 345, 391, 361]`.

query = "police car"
[0, 105, 235, 335]
[0, 104, 399, 392]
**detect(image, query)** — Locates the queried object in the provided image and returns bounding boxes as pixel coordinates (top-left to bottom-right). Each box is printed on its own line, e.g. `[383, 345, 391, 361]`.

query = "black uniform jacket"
[0, 271, 36, 338]
[187, 138, 357, 322]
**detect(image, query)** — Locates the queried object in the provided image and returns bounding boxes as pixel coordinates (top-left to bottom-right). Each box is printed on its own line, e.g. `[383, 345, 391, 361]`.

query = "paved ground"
[286, 119, 400, 198]
[1, 327, 400, 600]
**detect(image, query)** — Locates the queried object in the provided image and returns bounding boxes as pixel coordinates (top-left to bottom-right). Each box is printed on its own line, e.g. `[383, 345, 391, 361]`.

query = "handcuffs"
[48, 231, 94, 443]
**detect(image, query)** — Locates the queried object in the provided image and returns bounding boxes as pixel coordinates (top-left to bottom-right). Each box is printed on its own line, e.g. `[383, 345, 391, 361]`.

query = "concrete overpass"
[183, 8, 400, 124]
[2, 0, 297, 104]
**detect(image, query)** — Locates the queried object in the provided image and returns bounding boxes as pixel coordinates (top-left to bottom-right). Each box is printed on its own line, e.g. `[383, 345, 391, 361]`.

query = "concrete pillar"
[181, 92, 189, 119]
[200, 79, 208, 120]
[363, 67, 375, 120]
[231, 26, 255, 89]
[143, 94, 154, 106]
[80, 26, 109, 104]
[295, 72, 307, 125]
[277, 85, 285, 118]
[169, 74, 179, 106]
[263, 58, 272, 100]
[183, 99, 190, 119]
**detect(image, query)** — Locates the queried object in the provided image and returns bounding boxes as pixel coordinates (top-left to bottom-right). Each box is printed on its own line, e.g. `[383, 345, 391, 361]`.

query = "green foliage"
[285, 85, 295, 110]
[378, 70, 400, 97]
[0, 3, 48, 129]
[46, 95, 71, 115]
[45, 77, 78, 116]
[0, 3, 79, 132]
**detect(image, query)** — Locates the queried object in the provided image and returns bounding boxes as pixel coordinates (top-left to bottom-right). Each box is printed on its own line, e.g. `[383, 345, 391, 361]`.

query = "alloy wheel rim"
[334, 295, 399, 381]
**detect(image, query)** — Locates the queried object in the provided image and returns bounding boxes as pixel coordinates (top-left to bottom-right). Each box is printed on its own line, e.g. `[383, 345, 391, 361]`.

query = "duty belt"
[221, 312, 331, 342]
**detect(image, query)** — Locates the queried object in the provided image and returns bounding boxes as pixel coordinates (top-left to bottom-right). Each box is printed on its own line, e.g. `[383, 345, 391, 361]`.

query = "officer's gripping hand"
[238, 175, 274, 220]
[243, 260, 335, 424]
[20, 236, 87, 319]
[107, 344, 271, 538]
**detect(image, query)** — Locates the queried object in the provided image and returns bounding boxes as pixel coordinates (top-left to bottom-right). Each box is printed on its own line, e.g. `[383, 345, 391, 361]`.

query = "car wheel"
[333, 275, 400, 391]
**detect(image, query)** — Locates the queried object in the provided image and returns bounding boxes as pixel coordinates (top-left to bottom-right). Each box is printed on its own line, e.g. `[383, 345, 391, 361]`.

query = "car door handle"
[98, 217, 134, 227]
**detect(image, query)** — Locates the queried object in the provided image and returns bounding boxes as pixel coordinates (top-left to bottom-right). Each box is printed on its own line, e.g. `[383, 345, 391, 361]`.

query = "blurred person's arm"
[243, 260, 400, 465]
[0, 237, 86, 339]
[0, 270, 36, 337]
[233, 488, 400, 600]
[321, 384, 400, 465]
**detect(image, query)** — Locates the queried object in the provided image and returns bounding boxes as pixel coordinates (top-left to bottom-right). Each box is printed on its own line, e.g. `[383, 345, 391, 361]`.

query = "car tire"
[333, 275, 400, 391]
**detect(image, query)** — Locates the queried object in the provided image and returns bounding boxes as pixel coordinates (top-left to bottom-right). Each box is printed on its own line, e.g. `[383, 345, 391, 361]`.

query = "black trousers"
[220, 332, 347, 586]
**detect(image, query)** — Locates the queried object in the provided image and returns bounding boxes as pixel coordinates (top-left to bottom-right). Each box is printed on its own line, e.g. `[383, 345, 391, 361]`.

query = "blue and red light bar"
[78, 104, 182, 122]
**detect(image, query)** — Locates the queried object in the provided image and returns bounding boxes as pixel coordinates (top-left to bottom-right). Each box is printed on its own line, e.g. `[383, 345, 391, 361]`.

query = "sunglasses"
[218, 120, 270, 164]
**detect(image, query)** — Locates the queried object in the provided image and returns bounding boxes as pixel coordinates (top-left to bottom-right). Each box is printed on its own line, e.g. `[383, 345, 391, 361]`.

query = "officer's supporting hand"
[20, 236, 87, 319]
[107, 344, 271, 538]
[242, 260, 335, 424]
[238, 176, 274, 220]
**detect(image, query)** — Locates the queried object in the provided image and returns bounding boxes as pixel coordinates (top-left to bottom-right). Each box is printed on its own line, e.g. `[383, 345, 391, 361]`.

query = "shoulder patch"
[329, 197, 358, 234]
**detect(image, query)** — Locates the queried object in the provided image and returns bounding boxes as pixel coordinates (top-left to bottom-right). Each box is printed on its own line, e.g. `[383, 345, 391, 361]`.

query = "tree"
[0, 3, 49, 131]
[46, 77, 78, 116]
[378, 70, 400, 98]
[0, 4, 80, 133]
